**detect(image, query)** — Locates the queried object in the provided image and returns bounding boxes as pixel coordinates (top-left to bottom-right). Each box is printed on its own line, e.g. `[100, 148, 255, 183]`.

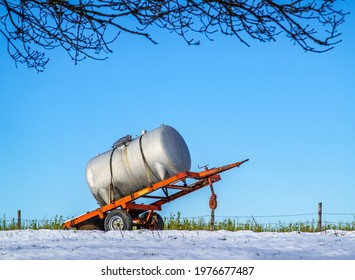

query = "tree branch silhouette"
[0, 0, 348, 71]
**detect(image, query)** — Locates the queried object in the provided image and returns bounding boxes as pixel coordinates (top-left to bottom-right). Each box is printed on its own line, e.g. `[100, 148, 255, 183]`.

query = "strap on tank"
[139, 134, 159, 185]
[108, 146, 118, 203]
[108, 137, 132, 203]
[108, 146, 127, 203]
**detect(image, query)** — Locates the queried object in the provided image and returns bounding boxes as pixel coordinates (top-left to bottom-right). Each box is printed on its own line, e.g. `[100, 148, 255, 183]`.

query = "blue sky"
[0, 2, 354, 225]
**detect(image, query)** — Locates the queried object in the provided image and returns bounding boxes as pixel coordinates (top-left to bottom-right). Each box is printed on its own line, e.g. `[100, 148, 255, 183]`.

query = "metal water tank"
[86, 125, 191, 206]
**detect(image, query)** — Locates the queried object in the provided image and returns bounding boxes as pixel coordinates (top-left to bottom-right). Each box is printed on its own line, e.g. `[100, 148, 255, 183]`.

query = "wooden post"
[210, 209, 215, 231]
[17, 210, 21, 230]
[318, 202, 322, 232]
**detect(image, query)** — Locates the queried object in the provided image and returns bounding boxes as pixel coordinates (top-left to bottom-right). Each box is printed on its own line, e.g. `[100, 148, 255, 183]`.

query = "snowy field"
[0, 229, 354, 260]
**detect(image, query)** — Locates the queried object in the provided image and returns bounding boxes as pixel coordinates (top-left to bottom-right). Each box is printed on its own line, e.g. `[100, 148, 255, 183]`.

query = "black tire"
[141, 212, 164, 230]
[104, 209, 133, 231]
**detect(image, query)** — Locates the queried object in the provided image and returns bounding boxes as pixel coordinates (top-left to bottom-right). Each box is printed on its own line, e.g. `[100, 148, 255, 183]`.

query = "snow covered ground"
[1, 229, 354, 260]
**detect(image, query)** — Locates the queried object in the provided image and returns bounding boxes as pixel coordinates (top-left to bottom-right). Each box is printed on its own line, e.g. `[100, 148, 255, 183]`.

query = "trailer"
[63, 159, 248, 231]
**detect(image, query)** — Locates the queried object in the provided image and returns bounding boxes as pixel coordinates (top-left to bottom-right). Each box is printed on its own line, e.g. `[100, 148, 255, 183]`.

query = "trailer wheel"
[141, 212, 164, 230]
[104, 209, 133, 231]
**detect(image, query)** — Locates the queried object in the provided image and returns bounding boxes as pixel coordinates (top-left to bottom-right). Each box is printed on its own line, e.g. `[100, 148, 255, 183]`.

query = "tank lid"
[112, 135, 132, 148]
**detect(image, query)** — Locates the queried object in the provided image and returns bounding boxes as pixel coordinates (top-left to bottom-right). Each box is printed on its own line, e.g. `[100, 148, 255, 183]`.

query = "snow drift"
[0, 229, 354, 260]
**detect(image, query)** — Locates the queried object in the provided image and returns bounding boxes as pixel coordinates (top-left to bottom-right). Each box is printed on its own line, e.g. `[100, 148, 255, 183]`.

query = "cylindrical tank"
[86, 125, 191, 206]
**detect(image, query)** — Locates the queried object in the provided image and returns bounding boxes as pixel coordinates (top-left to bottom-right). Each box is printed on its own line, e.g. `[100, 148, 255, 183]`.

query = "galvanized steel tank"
[86, 125, 191, 206]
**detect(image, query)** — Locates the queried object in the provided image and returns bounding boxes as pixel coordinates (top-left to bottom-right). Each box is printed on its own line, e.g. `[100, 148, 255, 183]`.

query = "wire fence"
[181, 212, 355, 225]
[168, 212, 355, 232]
[0, 215, 65, 230]
[1, 211, 355, 231]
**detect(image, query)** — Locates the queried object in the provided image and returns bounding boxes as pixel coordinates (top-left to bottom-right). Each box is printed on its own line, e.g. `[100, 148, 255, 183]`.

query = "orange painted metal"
[62, 159, 249, 230]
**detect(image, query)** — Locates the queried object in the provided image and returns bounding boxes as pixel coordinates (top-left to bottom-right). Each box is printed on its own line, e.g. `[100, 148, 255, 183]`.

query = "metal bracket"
[198, 164, 209, 170]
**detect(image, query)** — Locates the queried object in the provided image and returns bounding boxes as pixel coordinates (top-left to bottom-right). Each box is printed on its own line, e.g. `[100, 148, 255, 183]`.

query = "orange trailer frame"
[63, 159, 249, 230]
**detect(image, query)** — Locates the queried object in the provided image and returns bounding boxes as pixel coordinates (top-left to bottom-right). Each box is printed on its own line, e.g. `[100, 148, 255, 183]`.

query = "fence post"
[210, 209, 215, 231]
[318, 202, 322, 232]
[17, 210, 21, 230]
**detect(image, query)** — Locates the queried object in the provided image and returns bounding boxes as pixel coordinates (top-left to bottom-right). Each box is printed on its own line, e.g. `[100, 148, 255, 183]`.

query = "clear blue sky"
[1, 3, 354, 224]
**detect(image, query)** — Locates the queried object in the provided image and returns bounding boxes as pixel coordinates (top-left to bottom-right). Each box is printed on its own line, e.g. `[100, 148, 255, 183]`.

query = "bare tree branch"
[0, 0, 348, 71]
